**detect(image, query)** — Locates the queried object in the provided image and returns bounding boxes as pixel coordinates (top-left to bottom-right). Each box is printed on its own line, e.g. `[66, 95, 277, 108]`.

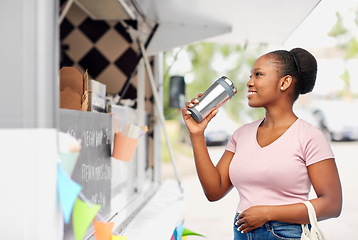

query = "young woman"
[182, 48, 342, 240]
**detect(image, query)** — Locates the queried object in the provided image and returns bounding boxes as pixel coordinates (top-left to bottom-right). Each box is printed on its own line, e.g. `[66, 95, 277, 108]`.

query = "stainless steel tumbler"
[188, 76, 237, 122]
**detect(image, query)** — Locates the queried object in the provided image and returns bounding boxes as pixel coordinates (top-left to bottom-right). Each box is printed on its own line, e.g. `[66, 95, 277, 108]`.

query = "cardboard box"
[60, 87, 81, 110]
[59, 67, 88, 111]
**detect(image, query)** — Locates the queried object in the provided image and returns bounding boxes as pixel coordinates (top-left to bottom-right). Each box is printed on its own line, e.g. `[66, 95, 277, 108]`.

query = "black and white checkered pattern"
[60, 1, 140, 95]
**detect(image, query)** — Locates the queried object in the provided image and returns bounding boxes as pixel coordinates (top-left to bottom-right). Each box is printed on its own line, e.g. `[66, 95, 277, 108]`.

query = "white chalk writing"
[105, 128, 110, 144]
[96, 130, 103, 147]
[82, 163, 111, 182]
[67, 129, 76, 138]
[91, 192, 106, 212]
[81, 129, 111, 148]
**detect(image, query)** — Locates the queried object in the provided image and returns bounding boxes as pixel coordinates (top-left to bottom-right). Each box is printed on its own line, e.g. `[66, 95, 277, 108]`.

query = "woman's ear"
[280, 75, 293, 91]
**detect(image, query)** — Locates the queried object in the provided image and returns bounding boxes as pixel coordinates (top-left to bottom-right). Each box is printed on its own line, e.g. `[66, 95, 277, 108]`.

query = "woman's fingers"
[187, 102, 195, 108]
[191, 98, 199, 104]
[187, 92, 202, 105]
[182, 107, 191, 116]
[236, 217, 245, 226]
[238, 224, 251, 234]
[236, 219, 252, 234]
[236, 213, 245, 226]
[183, 102, 194, 117]
[182, 93, 202, 119]
[205, 108, 218, 122]
[236, 213, 250, 233]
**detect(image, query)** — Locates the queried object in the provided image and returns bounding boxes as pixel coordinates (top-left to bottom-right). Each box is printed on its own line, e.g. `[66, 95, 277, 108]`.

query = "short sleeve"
[225, 127, 242, 153]
[302, 126, 335, 166]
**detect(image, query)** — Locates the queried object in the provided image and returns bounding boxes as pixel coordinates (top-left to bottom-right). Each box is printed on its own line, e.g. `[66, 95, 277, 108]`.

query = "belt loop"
[265, 221, 271, 232]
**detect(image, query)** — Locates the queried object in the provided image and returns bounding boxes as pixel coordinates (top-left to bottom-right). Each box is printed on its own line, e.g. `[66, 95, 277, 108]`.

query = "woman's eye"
[255, 72, 262, 76]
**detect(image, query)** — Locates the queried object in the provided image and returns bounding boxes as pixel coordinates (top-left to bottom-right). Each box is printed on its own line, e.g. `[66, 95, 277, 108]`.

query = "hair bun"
[290, 48, 317, 95]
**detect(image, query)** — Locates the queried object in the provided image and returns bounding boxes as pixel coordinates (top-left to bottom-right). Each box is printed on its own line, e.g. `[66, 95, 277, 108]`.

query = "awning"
[136, 0, 321, 54]
[71, 0, 321, 54]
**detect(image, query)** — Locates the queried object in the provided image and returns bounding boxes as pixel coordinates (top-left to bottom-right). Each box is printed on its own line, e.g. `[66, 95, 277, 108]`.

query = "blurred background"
[161, 0, 358, 239]
[162, 0, 358, 130]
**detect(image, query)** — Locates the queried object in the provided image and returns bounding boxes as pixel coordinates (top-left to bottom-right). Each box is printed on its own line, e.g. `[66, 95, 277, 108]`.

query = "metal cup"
[188, 76, 237, 122]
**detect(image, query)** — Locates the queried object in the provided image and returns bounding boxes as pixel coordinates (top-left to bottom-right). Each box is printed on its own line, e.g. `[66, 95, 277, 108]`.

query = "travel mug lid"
[216, 76, 237, 99]
[188, 107, 202, 122]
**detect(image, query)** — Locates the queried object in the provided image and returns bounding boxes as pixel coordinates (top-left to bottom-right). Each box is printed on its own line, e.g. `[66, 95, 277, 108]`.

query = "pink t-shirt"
[226, 118, 335, 213]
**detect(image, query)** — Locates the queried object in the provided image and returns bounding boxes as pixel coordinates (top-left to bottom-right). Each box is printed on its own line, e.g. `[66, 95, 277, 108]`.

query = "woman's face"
[246, 54, 282, 108]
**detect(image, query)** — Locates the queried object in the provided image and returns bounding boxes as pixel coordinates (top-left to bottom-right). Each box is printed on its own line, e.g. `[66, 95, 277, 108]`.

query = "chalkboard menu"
[59, 109, 112, 239]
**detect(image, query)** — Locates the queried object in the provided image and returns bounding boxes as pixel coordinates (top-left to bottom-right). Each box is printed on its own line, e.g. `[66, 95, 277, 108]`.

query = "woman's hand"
[181, 93, 218, 135]
[236, 206, 270, 233]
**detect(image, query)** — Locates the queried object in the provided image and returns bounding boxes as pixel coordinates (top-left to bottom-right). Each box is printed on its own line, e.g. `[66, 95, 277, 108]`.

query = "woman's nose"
[247, 78, 254, 88]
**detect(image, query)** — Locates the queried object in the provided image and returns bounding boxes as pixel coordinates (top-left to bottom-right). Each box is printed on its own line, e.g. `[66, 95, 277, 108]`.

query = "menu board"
[58, 109, 112, 239]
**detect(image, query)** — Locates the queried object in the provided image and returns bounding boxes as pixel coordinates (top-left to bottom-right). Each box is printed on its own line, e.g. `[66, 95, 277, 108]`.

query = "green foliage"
[340, 67, 350, 87]
[219, 44, 232, 57]
[185, 42, 218, 94]
[338, 67, 354, 98]
[328, 4, 358, 96]
[328, 12, 348, 38]
[347, 38, 358, 59]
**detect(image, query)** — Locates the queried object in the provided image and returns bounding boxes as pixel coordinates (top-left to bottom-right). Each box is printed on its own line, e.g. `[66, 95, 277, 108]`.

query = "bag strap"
[302, 201, 319, 228]
[302, 201, 326, 240]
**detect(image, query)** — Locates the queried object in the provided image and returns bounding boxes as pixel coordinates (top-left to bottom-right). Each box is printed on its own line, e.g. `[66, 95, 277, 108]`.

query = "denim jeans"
[233, 212, 303, 240]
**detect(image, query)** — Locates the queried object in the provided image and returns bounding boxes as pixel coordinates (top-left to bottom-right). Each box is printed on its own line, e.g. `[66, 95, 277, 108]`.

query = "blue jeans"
[233, 212, 303, 240]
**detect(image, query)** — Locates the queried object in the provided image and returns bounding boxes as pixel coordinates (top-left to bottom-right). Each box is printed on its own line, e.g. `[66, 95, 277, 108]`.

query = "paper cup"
[112, 133, 138, 162]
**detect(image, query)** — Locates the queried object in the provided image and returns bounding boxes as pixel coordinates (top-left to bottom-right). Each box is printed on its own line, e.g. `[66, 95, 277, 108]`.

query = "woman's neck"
[262, 106, 297, 129]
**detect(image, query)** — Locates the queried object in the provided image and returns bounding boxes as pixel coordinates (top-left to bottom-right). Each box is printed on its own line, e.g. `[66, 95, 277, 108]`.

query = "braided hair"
[268, 48, 317, 101]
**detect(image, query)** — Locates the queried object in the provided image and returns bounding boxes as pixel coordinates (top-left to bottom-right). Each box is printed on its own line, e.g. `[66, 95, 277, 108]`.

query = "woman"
[182, 48, 342, 240]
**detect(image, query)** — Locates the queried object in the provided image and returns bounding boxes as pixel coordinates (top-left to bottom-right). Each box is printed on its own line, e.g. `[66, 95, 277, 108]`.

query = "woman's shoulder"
[295, 119, 334, 164]
[295, 118, 328, 142]
[296, 118, 321, 132]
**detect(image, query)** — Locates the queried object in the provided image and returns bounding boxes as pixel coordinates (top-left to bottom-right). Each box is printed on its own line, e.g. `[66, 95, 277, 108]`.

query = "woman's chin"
[248, 102, 261, 108]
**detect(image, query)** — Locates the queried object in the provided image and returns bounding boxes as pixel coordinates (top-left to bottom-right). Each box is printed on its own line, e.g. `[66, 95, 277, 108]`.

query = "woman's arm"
[182, 94, 234, 201]
[237, 158, 342, 233]
[190, 132, 234, 201]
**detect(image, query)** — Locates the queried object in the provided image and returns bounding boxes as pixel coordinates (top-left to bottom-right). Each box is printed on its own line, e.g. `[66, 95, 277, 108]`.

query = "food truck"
[1, 0, 320, 239]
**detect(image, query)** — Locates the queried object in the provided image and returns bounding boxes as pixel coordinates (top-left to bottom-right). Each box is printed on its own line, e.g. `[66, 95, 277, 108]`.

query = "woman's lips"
[247, 91, 257, 98]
